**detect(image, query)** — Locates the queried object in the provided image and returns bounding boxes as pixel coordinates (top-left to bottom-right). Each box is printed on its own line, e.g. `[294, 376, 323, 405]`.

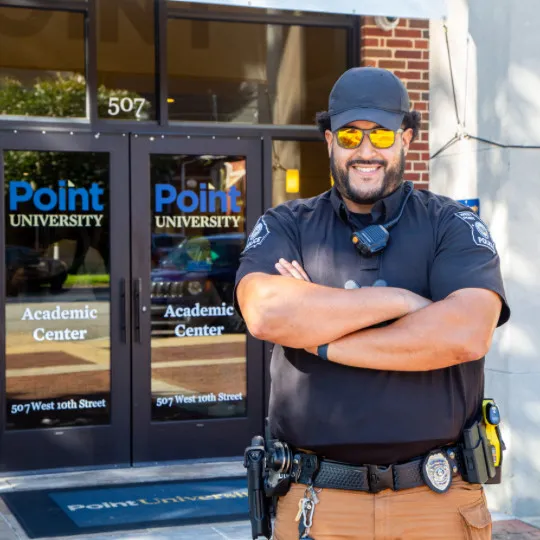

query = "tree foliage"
[1, 73, 150, 190]
[0, 72, 150, 119]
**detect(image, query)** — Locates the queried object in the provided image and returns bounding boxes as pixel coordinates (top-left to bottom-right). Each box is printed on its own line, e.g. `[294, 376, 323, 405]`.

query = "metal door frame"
[0, 131, 131, 471]
[130, 133, 265, 463]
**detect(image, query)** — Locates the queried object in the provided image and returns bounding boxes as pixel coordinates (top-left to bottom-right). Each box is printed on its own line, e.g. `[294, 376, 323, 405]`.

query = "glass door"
[130, 135, 264, 462]
[0, 132, 131, 471]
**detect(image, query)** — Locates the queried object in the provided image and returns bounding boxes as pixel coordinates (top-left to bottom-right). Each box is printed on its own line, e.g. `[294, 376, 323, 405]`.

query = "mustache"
[347, 159, 387, 168]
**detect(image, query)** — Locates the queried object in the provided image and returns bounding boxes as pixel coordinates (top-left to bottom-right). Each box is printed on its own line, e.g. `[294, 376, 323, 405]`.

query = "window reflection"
[4, 150, 112, 430]
[97, 0, 156, 121]
[0, 7, 86, 118]
[167, 18, 348, 124]
[174, 3, 344, 17]
[150, 155, 247, 422]
[272, 140, 330, 206]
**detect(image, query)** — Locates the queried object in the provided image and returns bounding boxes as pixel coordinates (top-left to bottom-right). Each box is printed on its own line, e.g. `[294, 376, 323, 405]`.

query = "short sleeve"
[430, 208, 510, 327]
[234, 204, 302, 315]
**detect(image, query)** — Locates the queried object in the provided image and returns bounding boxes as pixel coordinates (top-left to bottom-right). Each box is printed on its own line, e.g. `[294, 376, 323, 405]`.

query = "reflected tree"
[1, 74, 149, 276]
[0, 72, 150, 119]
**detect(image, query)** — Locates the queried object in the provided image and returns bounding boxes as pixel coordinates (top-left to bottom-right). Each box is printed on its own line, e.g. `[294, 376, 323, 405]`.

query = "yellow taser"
[482, 399, 501, 467]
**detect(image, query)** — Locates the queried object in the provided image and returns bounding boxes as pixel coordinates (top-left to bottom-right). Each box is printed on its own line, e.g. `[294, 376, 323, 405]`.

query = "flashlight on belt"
[482, 399, 502, 466]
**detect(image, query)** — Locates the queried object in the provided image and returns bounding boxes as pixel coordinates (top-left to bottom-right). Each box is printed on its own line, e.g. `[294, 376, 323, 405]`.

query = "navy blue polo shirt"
[235, 182, 510, 466]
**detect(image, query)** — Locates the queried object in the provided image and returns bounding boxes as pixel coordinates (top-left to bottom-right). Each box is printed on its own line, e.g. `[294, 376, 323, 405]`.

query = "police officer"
[236, 67, 510, 540]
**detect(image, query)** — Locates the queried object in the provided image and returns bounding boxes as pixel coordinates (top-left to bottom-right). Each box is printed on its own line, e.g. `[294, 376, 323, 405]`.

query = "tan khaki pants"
[273, 477, 491, 539]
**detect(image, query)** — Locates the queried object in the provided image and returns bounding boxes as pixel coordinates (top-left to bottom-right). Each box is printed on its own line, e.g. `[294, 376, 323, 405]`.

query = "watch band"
[317, 343, 329, 361]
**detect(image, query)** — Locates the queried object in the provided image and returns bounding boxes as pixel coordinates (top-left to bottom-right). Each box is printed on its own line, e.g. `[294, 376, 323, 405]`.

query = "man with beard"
[235, 67, 509, 539]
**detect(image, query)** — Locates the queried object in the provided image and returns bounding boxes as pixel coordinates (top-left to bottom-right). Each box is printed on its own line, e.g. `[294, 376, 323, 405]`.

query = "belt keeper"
[446, 447, 460, 475]
[299, 454, 319, 483]
[292, 455, 302, 482]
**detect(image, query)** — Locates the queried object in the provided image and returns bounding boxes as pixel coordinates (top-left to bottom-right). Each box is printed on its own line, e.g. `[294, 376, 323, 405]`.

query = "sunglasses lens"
[336, 128, 363, 149]
[369, 129, 395, 149]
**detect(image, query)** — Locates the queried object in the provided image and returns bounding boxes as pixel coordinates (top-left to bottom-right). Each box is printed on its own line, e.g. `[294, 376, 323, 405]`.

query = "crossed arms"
[236, 259, 503, 372]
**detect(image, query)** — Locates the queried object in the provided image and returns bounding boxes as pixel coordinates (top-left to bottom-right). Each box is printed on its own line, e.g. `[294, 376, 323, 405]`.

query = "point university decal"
[454, 211, 497, 254]
[244, 217, 270, 252]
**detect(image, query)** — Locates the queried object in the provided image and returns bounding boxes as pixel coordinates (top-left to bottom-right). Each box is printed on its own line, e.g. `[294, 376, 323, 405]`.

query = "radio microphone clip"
[351, 225, 390, 257]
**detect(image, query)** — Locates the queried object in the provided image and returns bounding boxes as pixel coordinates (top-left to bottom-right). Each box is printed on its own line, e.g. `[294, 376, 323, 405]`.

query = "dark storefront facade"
[0, 0, 357, 472]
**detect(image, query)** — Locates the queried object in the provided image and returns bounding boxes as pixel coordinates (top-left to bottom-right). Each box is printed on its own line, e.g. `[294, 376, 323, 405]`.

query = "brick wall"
[360, 17, 430, 190]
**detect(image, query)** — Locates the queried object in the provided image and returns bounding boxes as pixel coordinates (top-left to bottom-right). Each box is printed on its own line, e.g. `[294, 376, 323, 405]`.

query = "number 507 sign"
[108, 97, 147, 118]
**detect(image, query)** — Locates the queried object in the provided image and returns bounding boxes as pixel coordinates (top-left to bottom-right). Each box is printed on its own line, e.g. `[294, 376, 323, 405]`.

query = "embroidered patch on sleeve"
[454, 211, 497, 254]
[243, 217, 270, 252]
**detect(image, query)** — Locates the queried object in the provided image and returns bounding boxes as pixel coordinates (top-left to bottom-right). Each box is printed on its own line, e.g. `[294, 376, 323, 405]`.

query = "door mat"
[1, 476, 248, 538]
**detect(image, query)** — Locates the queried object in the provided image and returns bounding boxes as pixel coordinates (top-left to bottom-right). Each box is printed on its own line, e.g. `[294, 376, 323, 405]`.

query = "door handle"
[120, 278, 126, 343]
[133, 278, 142, 343]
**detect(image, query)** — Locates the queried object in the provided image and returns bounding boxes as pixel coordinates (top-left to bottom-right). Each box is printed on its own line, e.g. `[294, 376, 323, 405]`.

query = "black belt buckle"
[367, 464, 394, 493]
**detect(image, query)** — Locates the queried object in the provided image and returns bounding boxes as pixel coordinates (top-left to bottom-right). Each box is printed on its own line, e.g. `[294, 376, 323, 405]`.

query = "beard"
[330, 148, 406, 205]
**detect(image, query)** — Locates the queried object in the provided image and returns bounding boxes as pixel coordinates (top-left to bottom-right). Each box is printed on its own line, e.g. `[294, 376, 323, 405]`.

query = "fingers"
[275, 259, 302, 279]
[275, 259, 310, 282]
[275, 262, 291, 277]
[291, 260, 311, 282]
[279, 259, 305, 281]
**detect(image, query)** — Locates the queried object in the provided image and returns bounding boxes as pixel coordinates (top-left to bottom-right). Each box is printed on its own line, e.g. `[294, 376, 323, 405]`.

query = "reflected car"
[150, 233, 246, 334]
[5, 245, 68, 296]
[151, 233, 185, 267]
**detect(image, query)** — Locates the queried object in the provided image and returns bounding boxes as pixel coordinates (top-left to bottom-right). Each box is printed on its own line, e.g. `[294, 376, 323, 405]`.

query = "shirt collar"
[330, 182, 409, 225]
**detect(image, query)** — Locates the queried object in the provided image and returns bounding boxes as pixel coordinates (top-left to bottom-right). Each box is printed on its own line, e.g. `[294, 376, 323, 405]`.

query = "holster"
[244, 436, 272, 540]
[461, 400, 506, 485]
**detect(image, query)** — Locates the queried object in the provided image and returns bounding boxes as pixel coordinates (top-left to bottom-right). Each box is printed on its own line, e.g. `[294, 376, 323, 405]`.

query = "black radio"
[351, 181, 413, 257]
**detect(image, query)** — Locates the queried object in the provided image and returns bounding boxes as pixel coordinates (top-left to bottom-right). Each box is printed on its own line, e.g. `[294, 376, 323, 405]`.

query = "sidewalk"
[493, 520, 540, 539]
[0, 461, 537, 539]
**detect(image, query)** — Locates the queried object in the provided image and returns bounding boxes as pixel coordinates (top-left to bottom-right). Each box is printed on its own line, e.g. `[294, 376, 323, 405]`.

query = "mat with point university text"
[2, 476, 248, 538]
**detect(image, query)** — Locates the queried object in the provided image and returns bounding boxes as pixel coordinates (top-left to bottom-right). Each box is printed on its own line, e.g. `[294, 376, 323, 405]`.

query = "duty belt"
[290, 446, 463, 493]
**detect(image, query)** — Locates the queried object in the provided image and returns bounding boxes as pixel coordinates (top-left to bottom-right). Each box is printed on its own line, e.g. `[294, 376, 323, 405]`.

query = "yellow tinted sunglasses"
[335, 127, 403, 150]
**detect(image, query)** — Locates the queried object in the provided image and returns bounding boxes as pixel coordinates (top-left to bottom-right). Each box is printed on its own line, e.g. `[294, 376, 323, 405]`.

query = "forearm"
[325, 292, 498, 371]
[238, 273, 413, 348]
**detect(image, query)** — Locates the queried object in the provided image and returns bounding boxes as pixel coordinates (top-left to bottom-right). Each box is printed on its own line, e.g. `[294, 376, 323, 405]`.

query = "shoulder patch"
[454, 211, 497, 254]
[244, 217, 270, 252]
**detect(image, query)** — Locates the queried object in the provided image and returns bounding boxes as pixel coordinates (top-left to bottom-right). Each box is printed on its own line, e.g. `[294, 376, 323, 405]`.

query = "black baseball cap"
[328, 67, 410, 132]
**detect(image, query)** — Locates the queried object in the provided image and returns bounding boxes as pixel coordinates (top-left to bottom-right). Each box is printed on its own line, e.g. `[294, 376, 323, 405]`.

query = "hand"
[275, 258, 311, 282]
[274, 259, 316, 353]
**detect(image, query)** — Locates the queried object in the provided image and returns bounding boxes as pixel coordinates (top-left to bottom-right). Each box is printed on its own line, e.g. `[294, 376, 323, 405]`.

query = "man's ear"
[324, 130, 333, 156]
[401, 128, 414, 155]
